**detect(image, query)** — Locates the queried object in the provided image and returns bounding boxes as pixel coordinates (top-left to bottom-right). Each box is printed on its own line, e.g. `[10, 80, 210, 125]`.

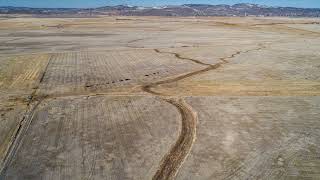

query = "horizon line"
[1, 3, 320, 9]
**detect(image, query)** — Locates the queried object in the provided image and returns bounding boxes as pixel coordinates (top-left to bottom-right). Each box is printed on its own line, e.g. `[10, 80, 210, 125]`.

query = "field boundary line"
[0, 100, 42, 178]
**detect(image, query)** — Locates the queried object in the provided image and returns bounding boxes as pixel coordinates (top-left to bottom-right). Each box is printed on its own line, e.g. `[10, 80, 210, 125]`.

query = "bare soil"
[0, 16, 319, 180]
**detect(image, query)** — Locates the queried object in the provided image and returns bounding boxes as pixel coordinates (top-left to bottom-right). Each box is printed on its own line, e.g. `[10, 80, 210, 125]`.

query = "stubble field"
[0, 16, 319, 180]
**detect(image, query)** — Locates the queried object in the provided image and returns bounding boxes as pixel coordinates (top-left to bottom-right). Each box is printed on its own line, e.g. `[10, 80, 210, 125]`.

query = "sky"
[0, 0, 319, 8]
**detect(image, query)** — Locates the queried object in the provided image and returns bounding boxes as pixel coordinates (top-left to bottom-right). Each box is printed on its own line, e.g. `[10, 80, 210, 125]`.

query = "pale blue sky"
[0, 0, 319, 8]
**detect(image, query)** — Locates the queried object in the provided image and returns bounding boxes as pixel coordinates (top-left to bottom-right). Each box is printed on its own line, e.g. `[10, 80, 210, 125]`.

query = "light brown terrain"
[0, 16, 319, 180]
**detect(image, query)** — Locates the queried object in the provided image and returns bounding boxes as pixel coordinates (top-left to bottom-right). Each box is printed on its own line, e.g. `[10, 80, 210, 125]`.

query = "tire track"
[0, 55, 51, 177]
[152, 98, 197, 180]
[143, 44, 266, 180]
[0, 37, 25, 44]
[0, 100, 42, 178]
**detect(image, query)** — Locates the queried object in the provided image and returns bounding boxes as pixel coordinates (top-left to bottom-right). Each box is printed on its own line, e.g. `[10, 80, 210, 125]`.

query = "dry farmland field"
[0, 16, 320, 180]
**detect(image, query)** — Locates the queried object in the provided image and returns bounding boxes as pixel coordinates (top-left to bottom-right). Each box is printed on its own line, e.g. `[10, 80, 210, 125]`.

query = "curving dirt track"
[143, 44, 267, 179]
[152, 98, 197, 180]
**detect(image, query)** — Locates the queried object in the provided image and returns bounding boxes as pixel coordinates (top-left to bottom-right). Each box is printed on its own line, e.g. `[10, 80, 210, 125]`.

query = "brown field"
[0, 16, 319, 179]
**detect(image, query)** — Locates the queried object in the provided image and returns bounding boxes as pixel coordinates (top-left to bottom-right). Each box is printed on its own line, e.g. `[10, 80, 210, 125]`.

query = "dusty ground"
[0, 16, 319, 179]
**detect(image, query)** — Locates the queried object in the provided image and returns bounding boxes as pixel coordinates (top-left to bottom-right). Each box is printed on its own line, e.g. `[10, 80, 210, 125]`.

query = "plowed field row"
[2, 96, 181, 180]
[40, 50, 204, 95]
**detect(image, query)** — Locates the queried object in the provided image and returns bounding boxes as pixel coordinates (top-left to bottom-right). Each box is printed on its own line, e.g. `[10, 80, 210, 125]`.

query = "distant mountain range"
[1, 3, 320, 17]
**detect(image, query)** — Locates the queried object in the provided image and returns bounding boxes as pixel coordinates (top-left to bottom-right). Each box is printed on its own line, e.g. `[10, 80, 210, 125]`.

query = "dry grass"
[0, 16, 319, 179]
